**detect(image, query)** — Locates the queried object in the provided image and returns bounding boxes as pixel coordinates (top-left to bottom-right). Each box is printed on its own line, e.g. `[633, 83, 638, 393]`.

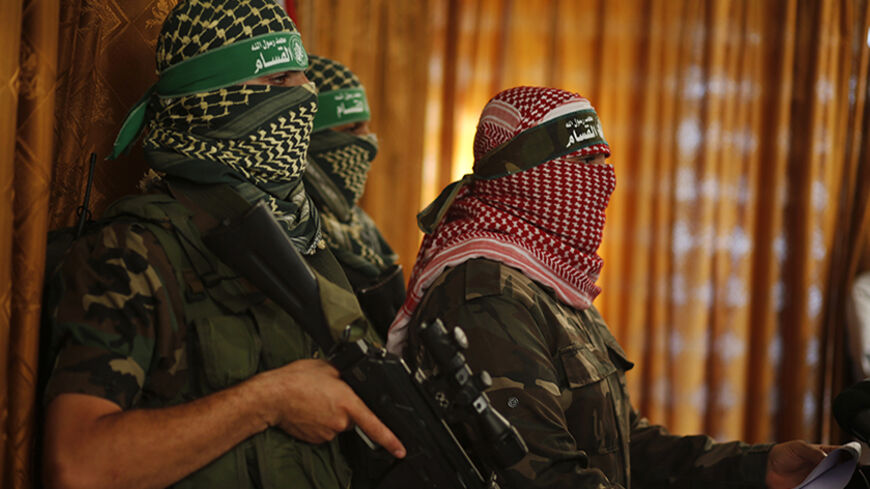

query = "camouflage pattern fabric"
[404, 258, 771, 489]
[44, 218, 189, 409]
[42, 2, 352, 487]
[42, 191, 355, 488]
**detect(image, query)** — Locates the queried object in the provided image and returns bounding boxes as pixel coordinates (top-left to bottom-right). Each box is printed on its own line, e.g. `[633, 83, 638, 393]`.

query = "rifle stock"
[204, 201, 526, 489]
[203, 202, 335, 351]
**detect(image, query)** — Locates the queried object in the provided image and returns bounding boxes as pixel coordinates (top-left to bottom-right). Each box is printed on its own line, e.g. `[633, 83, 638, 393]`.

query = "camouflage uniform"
[43, 217, 187, 411]
[404, 258, 771, 489]
[43, 1, 363, 486]
[43, 190, 355, 488]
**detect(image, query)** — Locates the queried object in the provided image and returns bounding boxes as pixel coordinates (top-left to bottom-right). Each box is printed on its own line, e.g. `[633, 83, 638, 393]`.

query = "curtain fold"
[2, 0, 60, 488]
[1, 2, 25, 487]
[49, 1, 163, 230]
[424, 0, 870, 443]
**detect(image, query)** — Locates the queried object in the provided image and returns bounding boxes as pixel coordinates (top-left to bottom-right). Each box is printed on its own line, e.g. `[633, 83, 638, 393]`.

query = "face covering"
[388, 86, 614, 353]
[109, 0, 323, 252]
[307, 129, 378, 207]
[143, 81, 323, 253]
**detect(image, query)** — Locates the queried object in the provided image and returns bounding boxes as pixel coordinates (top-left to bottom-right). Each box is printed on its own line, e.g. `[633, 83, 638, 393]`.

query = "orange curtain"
[425, 0, 870, 444]
[819, 0, 870, 444]
[1, 4, 25, 487]
[2, 0, 60, 487]
[49, 1, 168, 230]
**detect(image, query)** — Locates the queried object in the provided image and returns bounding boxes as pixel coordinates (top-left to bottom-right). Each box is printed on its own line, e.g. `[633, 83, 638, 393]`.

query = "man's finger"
[346, 397, 406, 458]
[817, 444, 841, 454]
[797, 444, 828, 465]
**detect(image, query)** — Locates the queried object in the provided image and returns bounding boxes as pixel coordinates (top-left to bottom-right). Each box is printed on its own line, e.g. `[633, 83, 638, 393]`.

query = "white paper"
[793, 441, 862, 489]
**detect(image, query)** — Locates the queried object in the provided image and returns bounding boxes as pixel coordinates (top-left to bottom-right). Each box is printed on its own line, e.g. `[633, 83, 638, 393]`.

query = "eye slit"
[580, 154, 608, 165]
[269, 73, 288, 85]
[567, 155, 597, 164]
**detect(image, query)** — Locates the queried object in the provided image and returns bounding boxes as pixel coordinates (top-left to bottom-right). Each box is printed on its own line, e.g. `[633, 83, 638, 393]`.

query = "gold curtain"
[49, 1, 168, 230]
[0, 0, 23, 480]
[1, 3, 25, 487]
[2, 0, 60, 487]
[425, 0, 870, 444]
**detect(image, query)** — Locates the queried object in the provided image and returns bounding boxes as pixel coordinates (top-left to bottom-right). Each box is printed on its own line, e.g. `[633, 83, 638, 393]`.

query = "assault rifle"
[203, 201, 527, 489]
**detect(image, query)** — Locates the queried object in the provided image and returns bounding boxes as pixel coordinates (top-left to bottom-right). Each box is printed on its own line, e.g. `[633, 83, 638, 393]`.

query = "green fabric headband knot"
[417, 109, 609, 234]
[109, 31, 309, 160]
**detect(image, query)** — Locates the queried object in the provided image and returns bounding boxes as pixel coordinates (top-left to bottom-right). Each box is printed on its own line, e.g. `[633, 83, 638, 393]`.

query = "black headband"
[472, 109, 609, 179]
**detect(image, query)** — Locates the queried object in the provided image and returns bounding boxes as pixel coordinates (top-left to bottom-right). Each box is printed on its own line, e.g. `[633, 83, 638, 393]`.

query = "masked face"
[246, 69, 310, 88]
[474, 156, 615, 259]
[566, 153, 607, 166]
[307, 126, 379, 206]
[146, 81, 319, 187]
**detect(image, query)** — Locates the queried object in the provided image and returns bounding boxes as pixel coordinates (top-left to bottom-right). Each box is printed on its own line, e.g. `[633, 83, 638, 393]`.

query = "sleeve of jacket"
[412, 291, 624, 489]
[628, 409, 772, 488]
[43, 221, 183, 409]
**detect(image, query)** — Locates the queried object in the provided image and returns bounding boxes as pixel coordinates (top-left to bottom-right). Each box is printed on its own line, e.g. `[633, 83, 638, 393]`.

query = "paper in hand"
[794, 441, 862, 489]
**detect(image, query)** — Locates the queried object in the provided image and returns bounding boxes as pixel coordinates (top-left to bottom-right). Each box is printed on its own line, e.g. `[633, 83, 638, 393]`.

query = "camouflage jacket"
[404, 258, 771, 489]
[44, 216, 189, 409]
[42, 192, 354, 489]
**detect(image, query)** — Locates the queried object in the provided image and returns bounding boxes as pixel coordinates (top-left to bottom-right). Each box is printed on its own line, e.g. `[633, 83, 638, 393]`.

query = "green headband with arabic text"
[313, 88, 371, 132]
[108, 31, 309, 160]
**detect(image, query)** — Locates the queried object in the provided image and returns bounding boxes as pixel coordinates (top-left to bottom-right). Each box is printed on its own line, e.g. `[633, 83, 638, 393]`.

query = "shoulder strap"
[106, 190, 258, 315]
[463, 258, 504, 300]
[166, 179, 371, 343]
[303, 157, 352, 222]
[165, 179, 251, 229]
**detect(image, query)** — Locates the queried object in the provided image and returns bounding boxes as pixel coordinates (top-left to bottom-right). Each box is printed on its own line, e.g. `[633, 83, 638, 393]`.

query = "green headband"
[472, 109, 608, 179]
[312, 88, 370, 132]
[109, 31, 309, 159]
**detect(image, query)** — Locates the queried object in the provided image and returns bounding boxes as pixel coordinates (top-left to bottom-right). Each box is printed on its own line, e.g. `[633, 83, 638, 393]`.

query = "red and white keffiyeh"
[387, 87, 615, 353]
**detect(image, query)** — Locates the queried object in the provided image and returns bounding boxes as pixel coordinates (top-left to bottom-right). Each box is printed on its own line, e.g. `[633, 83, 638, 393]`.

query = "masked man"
[41, 2, 403, 488]
[387, 86, 831, 489]
[303, 55, 405, 338]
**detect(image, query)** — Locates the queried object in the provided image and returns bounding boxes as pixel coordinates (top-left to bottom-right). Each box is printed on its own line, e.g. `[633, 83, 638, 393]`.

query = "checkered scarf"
[304, 55, 395, 278]
[142, 0, 322, 253]
[388, 86, 615, 352]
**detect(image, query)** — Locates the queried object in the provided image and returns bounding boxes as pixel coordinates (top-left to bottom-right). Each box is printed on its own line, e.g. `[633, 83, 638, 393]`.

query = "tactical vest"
[103, 189, 357, 489]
